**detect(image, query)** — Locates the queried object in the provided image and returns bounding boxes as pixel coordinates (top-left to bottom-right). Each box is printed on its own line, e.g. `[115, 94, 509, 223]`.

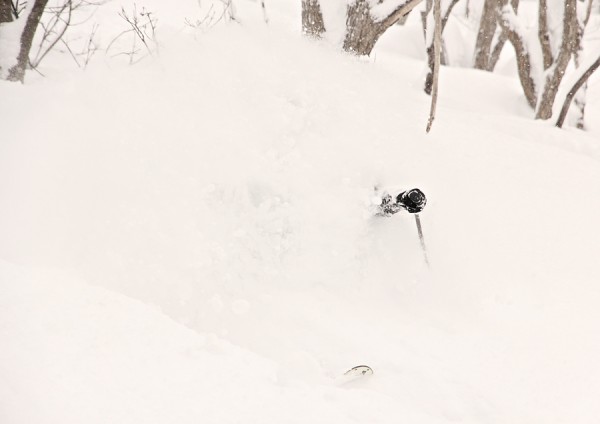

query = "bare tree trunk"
[487, 0, 518, 71]
[535, 0, 578, 120]
[473, 0, 498, 70]
[0, 0, 13, 23]
[538, 0, 554, 70]
[303, 0, 424, 55]
[343, 0, 423, 55]
[496, 0, 537, 108]
[555, 54, 600, 128]
[344, 0, 384, 55]
[475, 0, 518, 71]
[301, 0, 325, 38]
[6, 0, 49, 82]
[0, 0, 13, 75]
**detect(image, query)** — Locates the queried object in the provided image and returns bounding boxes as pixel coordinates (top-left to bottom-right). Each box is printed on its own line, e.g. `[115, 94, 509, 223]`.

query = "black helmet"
[396, 188, 427, 213]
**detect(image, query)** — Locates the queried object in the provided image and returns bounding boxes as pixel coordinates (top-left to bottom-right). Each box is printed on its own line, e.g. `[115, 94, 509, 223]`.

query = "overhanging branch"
[380, 0, 424, 28]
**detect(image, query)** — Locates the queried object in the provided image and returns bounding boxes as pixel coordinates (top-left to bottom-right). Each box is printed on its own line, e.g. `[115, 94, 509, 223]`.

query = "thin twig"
[81, 23, 98, 68]
[260, 0, 268, 24]
[60, 37, 81, 67]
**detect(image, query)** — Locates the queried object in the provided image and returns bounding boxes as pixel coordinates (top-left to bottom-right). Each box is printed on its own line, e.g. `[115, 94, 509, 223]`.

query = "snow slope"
[1, 1, 600, 423]
[5, 260, 445, 424]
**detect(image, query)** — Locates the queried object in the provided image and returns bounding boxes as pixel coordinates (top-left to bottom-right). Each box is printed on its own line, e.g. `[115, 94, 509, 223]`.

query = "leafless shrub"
[29, 0, 103, 70]
[58, 22, 99, 69]
[184, 0, 238, 32]
[106, 4, 158, 65]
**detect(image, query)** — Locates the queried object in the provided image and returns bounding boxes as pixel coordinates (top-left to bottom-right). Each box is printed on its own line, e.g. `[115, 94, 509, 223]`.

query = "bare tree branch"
[422, 0, 460, 68]
[380, 0, 425, 28]
[496, 1, 537, 108]
[260, 0, 268, 24]
[441, 0, 460, 31]
[535, 0, 578, 120]
[185, 1, 236, 32]
[106, 5, 159, 65]
[60, 36, 81, 67]
[426, 0, 442, 133]
[555, 54, 600, 128]
[488, 30, 508, 70]
[563, 0, 595, 128]
[30, 0, 73, 68]
[81, 22, 99, 68]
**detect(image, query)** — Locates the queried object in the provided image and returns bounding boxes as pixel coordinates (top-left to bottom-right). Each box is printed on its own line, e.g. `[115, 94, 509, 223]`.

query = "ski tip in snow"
[335, 365, 374, 386]
[344, 365, 373, 377]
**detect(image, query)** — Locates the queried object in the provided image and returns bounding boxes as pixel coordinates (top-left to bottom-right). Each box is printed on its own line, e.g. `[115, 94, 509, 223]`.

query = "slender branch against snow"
[426, 0, 441, 133]
[260, 0, 268, 24]
[441, 0, 459, 31]
[423, 0, 435, 93]
[564, 0, 593, 128]
[555, 53, 600, 128]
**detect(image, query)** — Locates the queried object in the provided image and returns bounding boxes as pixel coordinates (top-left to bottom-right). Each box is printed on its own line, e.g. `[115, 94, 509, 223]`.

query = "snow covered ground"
[1, 1, 600, 423]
